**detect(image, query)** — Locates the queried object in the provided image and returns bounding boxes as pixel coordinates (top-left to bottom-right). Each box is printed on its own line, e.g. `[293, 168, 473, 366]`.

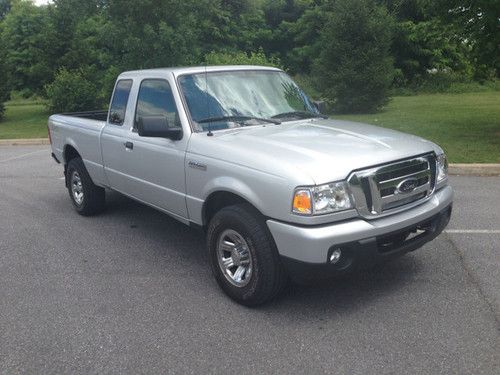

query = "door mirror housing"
[137, 116, 183, 140]
[312, 100, 327, 114]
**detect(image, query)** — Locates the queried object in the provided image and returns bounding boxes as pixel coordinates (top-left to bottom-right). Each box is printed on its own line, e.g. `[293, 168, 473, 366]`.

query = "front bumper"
[267, 185, 453, 279]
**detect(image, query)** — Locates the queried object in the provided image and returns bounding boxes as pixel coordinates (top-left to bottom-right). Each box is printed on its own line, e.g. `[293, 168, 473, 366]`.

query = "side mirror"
[137, 116, 183, 140]
[312, 100, 327, 114]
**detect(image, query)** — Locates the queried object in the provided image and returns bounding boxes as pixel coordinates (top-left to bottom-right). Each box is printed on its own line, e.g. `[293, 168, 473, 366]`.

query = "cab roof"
[118, 65, 282, 79]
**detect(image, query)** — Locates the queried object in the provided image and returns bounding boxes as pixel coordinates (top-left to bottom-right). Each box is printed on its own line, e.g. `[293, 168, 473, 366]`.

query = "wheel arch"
[202, 190, 264, 227]
[63, 144, 82, 187]
[63, 143, 81, 164]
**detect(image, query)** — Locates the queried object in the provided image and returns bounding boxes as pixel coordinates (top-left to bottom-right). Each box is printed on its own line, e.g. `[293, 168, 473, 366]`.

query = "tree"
[48, 0, 104, 69]
[378, 0, 473, 86]
[285, 5, 331, 74]
[313, 0, 395, 113]
[433, 0, 500, 79]
[1, 0, 58, 95]
[259, 0, 319, 74]
[0, 0, 11, 20]
[392, 19, 472, 86]
[0, 20, 10, 120]
[0, 0, 494, 117]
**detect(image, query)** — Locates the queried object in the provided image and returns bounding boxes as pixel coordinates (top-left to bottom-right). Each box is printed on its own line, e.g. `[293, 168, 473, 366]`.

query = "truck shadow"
[273, 256, 423, 313]
[104, 191, 424, 314]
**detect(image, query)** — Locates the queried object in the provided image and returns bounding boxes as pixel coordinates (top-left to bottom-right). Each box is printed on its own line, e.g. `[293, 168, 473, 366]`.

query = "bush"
[390, 74, 499, 96]
[0, 31, 9, 121]
[204, 49, 283, 69]
[0, 102, 5, 121]
[0, 77, 8, 120]
[45, 68, 101, 113]
[313, 0, 395, 113]
[7, 91, 45, 105]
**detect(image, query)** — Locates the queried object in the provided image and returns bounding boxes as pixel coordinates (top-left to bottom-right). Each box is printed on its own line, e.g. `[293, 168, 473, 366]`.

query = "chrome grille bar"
[348, 154, 436, 219]
[377, 169, 430, 191]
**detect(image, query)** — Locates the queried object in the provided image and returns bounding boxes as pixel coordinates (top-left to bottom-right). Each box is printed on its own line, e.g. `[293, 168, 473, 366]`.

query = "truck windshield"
[178, 70, 321, 132]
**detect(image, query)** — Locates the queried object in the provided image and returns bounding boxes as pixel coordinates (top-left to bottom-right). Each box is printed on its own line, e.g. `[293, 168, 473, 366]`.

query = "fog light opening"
[329, 248, 342, 264]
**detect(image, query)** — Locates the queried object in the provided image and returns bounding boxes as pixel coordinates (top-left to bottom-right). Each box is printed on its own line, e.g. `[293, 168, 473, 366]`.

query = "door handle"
[124, 141, 134, 150]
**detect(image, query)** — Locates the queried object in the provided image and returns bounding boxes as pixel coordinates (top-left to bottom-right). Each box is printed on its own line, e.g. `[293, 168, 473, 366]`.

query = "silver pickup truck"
[49, 65, 453, 305]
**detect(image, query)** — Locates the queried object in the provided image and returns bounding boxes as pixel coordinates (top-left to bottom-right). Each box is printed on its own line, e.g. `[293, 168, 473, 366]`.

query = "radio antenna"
[205, 64, 213, 137]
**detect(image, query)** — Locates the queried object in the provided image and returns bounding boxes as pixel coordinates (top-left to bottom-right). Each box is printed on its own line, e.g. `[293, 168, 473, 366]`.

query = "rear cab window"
[108, 79, 133, 125]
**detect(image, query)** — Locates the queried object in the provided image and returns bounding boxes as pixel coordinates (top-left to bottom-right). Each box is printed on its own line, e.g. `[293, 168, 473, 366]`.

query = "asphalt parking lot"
[1, 145, 499, 374]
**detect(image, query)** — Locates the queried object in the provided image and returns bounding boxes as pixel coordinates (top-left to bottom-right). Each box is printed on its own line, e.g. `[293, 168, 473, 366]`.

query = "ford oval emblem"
[396, 177, 418, 194]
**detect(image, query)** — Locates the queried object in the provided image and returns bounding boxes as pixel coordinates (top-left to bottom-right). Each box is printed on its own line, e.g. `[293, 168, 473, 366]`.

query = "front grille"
[348, 154, 436, 218]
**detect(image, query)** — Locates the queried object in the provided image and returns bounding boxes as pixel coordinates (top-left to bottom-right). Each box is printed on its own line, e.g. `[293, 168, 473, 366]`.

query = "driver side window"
[134, 79, 180, 130]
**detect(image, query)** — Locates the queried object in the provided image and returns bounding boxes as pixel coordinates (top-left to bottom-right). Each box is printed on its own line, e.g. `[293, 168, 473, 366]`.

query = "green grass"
[1, 92, 499, 162]
[331, 91, 500, 163]
[0, 102, 50, 139]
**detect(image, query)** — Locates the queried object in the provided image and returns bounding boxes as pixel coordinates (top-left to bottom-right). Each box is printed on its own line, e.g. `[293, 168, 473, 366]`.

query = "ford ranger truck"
[48, 66, 453, 305]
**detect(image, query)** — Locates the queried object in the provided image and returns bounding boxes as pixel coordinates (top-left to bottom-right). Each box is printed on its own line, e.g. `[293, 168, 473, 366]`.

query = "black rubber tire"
[66, 157, 105, 216]
[207, 203, 287, 306]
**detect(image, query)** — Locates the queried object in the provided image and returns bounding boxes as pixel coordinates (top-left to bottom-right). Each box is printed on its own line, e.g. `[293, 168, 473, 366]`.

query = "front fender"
[205, 175, 267, 208]
[186, 176, 268, 226]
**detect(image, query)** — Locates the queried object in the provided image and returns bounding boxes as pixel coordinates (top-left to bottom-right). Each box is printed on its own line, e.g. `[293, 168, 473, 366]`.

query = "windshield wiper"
[271, 111, 327, 120]
[196, 115, 281, 125]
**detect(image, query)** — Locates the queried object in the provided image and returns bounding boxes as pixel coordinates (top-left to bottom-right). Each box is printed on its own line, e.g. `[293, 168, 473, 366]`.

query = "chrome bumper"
[267, 185, 453, 264]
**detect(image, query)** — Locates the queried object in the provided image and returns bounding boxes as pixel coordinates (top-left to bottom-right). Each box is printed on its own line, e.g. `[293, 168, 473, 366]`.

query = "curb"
[0, 138, 499, 176]
[0, 138, 50, 146]
[449, 163, 500, 177]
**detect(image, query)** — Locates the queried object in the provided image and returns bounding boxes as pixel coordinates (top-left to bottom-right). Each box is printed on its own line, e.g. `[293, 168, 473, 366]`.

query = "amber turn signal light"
[292, 189, 312, 214]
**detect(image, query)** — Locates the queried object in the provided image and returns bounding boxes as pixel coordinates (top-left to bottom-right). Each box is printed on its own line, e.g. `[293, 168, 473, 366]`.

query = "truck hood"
[191, 118, 442, 185]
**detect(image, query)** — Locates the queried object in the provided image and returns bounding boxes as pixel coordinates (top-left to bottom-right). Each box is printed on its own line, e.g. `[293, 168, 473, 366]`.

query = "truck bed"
[59, 110, 108, 122]
[48, 111, 108, 188]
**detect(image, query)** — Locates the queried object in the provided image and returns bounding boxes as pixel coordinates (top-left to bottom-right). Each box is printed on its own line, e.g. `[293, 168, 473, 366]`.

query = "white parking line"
[0, 149, 46, 163]
[445, 229, 500, 234]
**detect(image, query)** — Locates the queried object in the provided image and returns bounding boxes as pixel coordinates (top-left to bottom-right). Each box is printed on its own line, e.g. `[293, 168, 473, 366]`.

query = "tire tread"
[66, 157, 105, 216]
[207, 203, 287, 305]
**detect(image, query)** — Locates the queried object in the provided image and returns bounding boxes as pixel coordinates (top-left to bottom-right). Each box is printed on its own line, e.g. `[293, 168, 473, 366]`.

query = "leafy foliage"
[0, 0, 498, 116]
[433, 0, 500, 80]
[314, 0, 395, 113]
[392, 19, 472, 87]
[0, 0, 10, 20]
[0, 63, 9, 120]
[0, 1, 58, 95]
[45, 68, 101, 113]
[0, 18, 9, 119]
[204, 50, 282, 68]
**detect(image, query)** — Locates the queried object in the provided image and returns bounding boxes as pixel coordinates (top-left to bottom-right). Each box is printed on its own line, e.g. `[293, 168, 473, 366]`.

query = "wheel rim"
[216, 229, 253, 287]
[70, 171, 84, 205]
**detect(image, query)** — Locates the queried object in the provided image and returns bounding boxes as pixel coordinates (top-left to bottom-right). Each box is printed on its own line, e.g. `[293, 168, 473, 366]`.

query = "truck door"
[102, 77, 188, 220]
[100, 78, 134, 189]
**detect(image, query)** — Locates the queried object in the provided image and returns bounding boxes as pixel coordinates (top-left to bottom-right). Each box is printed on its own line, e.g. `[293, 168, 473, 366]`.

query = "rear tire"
[207, 203, 287, 306]
[66, 157, 105, 216]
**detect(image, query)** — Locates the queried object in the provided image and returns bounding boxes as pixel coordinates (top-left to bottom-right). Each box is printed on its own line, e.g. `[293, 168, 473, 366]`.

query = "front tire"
[66, 157, 105, 216]
[207, 204, 287, 306]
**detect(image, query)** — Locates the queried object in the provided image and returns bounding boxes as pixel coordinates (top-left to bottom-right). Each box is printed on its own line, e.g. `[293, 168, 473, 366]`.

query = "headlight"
[292, 181, 354, 215]
[436, 153, 448, 182]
